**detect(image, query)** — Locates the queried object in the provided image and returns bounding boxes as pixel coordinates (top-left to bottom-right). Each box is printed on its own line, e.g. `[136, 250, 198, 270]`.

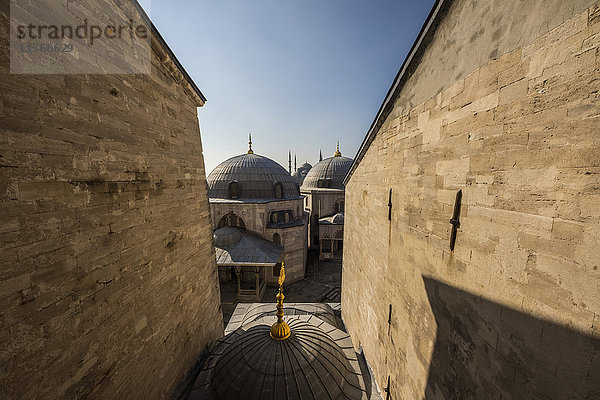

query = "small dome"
[300, 162, 312, 169]
[207, 153, 300, 200]
[301, 156, 353, 190]
[213, 227, 243, 247]
[321, 212, 344, 225]
[194, 317, 366, 399]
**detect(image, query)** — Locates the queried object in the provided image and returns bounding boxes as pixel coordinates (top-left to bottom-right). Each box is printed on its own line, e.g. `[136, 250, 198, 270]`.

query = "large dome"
[301, 155, 353, 190]
[191, 316, 367, 399]
[207, 153, 300, 200]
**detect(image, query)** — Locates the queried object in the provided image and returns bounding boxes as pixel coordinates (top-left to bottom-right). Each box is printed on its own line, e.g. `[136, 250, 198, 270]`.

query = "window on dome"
[317, 179, 324, 188]
[229, 181, 240, 199]
[274, 182, 283, 199]
[325, 179, 332, 188]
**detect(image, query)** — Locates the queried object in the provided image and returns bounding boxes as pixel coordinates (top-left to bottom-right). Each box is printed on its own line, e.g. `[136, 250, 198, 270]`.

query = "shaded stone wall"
[302, 189, 345, 249]
[0, 2, 223, 399]
[342, 1, 600, 399]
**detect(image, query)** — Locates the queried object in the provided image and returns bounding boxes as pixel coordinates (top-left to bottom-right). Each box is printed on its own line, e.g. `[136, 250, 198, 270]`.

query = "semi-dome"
[191, 316, 367, 399]
[292, 162, 312, 185]
[213, 227, 243, 247]
[301, 153, 353, 190]
[207, 153, 300, 200]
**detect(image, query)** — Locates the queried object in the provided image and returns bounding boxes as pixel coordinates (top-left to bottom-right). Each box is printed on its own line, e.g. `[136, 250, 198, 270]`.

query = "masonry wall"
[302, 189, 345, 249]
[342, 1, 600, 399]
[0, 2, 223, 399]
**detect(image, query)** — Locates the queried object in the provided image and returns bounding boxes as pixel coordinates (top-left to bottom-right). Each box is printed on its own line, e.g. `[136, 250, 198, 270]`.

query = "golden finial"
[334, 140, 341, 157]
[247, 133, 254, 154]
[270, 261, 291, 340]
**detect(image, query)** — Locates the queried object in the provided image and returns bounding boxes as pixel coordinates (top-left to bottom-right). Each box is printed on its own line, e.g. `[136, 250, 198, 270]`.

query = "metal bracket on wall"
[384, 376, 391, 400]
[388, 304, 392, 335]
[449, 189, 462, 251]
[388, 189, 392, 221]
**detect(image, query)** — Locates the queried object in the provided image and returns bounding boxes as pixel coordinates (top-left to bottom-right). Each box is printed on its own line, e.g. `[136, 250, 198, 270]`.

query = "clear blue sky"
[143, 0, 435, 173]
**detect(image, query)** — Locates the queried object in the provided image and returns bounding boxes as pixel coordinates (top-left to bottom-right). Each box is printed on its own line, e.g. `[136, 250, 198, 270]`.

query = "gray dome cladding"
[210, 320, 365, 399]
[301, 156, 354, 190]
[207, 153, 299, 199]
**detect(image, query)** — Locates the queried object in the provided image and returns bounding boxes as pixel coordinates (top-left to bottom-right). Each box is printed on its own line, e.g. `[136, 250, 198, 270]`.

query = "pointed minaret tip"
[247, 134, 254, 154]
[319, 149, 323, 162]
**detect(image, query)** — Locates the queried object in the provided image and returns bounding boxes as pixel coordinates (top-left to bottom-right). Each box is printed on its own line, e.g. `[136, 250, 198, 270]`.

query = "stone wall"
[0, 2, 223, 399]
[302, 189, 345, 248]
[342, 1, 600, 399]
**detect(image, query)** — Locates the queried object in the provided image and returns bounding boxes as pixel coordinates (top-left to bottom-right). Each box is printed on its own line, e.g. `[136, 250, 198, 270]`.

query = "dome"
[320, 212, 344, 225]
[300, 162, 312, 170]
[301, 155, 353, 190]
[207, 153, 300, 200]
[192, 316, 367, 399]
[213, 227, 243, 247]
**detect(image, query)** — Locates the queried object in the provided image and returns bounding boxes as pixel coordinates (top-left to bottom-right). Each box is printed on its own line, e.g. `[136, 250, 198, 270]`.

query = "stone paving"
[220, 251, 342, 326]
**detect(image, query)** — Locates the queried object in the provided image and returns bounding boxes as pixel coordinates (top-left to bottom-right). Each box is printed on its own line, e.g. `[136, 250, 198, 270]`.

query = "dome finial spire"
[270, 261, 291, 340]
[334, 140, 342, 157]
[247, 134, 254, 154]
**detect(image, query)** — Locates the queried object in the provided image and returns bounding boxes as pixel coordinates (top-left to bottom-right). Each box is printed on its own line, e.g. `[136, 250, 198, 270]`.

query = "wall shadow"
[423, 277, 600, 400]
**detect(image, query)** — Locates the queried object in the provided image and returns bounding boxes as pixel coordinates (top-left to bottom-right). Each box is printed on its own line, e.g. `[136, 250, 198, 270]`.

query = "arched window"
[217, 212, 245, 229]
[274, 182, 284, 199]
[325, 179, 332, 188]
[284, 212, 290, 223]
[229, 181, 240, 199]
[273, 233, 281, 245]
[272, 213, 279, 223]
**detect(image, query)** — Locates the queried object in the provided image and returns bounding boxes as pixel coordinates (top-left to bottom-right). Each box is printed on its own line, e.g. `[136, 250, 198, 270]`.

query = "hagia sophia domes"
[207, 136, 300, 200]
[301, 144, 353, 190]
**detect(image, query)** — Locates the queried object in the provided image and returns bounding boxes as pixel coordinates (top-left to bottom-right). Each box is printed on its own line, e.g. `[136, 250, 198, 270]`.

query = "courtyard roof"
[214, 228, 283, 266]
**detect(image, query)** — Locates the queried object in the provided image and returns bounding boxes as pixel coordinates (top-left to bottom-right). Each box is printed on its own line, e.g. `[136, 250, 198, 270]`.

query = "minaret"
[247, 134, 254, 154]
[288, 150, 292, 174]
[294, 155, 297, 172]
[334, 141, 342, 157]
[319, 149, 323, 162]
[270, 262, 291, 340]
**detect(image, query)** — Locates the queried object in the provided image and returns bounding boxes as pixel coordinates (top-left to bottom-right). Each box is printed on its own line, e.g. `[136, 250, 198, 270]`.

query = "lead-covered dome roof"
[301, 155, 353, 190]
[207, 153, 300, 200]
[191, 316, 367, 399]
[213, 227, 243, 247]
